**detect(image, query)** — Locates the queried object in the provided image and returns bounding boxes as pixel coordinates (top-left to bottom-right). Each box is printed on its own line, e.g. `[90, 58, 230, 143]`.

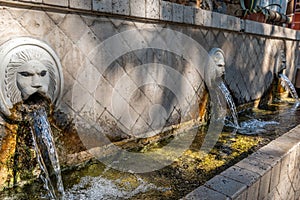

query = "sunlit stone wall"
[0, 0, 298, 142]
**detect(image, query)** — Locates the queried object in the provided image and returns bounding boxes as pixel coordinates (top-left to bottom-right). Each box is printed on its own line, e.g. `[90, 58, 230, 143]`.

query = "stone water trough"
[0, 0, 299, 199]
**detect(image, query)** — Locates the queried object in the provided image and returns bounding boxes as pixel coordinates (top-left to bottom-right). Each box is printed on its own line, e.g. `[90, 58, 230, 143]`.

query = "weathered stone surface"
[194, 8, 203, 25]
[59, 14, 88, 43]
[43, 0, 68, 7]
[172, 3, 183, 23]
[220, 166, 260, 186]
[112, 0, 130, 15]
[16, 9, 55, 37]
[92, 0, 112, 13]
[130, 0, 145, 17]
[184, 186, 229, 200]
[183, 6, 194, 24]
[205, 175, 247, 198]
[70, 0, 92, 10]
[20, 0, 42, 3]
[160, 1, 172, 21]
[146, 0, 160, 19]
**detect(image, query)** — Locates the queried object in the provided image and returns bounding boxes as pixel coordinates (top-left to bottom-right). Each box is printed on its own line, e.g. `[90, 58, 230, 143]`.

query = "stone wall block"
[130, 0, 145, 18]
[160, 1, 172, 21]
[43, 0, 68, 7]
[17, 10, 56, 37]
[70, 0, 92, 10]
[258, 170, 271, 199]
[204, 175, 247, 198]
[194, 8, 204, 26]
[20, 0, 43, 3]
[246, 180, 260, 200]
[146, 0, 160, 19]
[184, 186, 229, 200]
[183, 6, 194, 24]
[59, 14, 89, 43]
[112, 0, 130, 15]
[172, 3, 183, 23]
[92, 0, 112, 13]
[269, 162, 281, 193]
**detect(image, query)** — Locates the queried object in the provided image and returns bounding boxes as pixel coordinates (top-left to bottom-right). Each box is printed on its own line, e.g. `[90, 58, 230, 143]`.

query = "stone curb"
[184, 124, 300, 200]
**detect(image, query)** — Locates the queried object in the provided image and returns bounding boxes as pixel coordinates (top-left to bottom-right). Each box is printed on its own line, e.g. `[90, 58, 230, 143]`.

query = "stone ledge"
[2, 0, 299, 40]
[243, 19, 300, 40]
[184, 124, 300, 199]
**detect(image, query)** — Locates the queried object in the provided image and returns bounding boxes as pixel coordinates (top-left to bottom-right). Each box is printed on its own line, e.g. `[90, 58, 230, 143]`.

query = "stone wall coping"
[1, 0, 299, 40]
[184, 124, 300, 199]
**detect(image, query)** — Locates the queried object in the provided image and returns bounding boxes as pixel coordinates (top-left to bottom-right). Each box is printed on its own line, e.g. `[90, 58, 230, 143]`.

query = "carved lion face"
[212, 51, 225, 78]
[16, 60, 50, 100]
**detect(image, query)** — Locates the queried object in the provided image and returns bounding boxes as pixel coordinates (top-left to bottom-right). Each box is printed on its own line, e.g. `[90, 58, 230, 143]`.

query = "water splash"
[65, 175, 169, 200]
[218, 82, 240, 128]
[279, 74, 300, 102]
[237, 119, 279, 135]
[30, 108, 64, 199]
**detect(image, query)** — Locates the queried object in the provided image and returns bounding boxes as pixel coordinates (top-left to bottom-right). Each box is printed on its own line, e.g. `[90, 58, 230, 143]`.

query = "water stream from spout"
[30, 108, 64, 199]
[218, 82, 240, 128]
[279, 74, 300, 103]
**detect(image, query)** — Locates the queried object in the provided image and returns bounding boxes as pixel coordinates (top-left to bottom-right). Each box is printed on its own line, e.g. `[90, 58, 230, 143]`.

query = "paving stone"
[146, 0, 160, 19]
[183, 6, 194, 24]
[184, 186, 229, 200]
[160, 1, 172, 21]
[130, 0, 145, 18]
[205, 175, 247, 198]
[43, 0, 68, 7]
[92, 0, 112, 13]
[112, 0, 129, 15]
[70, 0, 92, 10]
[172, 3, 183, 23]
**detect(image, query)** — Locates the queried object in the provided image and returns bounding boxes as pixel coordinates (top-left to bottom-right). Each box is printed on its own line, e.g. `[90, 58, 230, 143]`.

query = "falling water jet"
[218, 82, 240, 128]
[279, 74, 300, 106]
[16, 93, 65, 199]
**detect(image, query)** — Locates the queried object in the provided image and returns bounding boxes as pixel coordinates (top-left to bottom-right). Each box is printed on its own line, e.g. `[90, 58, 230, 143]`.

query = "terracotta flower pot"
[245, 12, 267, 22]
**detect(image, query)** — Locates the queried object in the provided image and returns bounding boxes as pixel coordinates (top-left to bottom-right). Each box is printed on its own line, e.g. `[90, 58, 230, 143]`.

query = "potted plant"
[237, 0, 281, 23]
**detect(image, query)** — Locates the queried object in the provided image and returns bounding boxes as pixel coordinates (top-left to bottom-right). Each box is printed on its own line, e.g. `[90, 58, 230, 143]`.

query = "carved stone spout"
[0, 37, 63, 117]
[275, 49, 287, 77]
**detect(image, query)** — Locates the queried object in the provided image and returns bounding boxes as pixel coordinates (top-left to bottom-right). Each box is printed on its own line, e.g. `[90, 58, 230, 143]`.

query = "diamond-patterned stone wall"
[0, 5, 298, 143]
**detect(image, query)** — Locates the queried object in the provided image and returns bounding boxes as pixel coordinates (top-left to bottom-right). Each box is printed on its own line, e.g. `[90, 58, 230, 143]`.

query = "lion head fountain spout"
[209, 48, 225, 79]
[275, 49, 287, 77]
[0, 37, 64, 199]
